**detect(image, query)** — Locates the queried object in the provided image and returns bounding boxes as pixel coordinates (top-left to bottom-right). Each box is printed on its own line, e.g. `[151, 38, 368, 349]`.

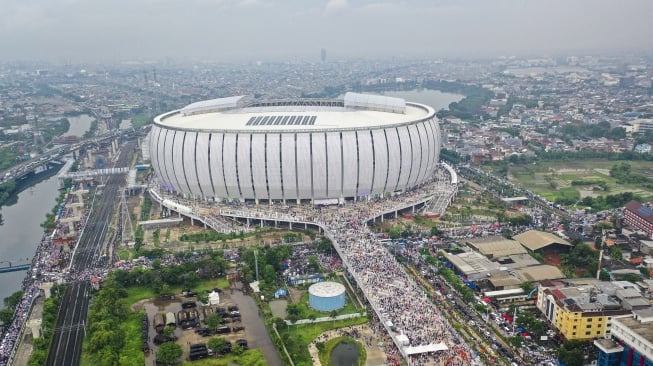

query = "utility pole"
[254, 250, 260, 282]
[120, 188, 135, 247]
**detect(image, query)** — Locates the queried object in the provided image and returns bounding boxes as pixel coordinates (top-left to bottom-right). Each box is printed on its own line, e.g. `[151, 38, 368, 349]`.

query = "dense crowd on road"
[0, 283, 40, 365]
[0, 187, 96, 365]
[148, 164, 477, 364]
[325, 212, 473, 365]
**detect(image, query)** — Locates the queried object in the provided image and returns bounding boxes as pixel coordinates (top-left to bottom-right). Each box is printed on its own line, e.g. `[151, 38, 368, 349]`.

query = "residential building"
[595, 309, 653, 366]
[624, 201, 653, 239]
[537, 280, 640, 341]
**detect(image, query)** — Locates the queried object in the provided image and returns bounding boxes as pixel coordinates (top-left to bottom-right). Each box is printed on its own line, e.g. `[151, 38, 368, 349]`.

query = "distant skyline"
[1, 0, 652, 63]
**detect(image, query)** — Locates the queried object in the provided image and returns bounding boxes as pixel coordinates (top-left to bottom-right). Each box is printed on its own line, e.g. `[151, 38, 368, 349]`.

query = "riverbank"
[0, 174, 62, 302]
[0, 183, 94, 365]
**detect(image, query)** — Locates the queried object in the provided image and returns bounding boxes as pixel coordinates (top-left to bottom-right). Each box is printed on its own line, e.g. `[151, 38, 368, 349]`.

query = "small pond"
[330, 341, 359, 366]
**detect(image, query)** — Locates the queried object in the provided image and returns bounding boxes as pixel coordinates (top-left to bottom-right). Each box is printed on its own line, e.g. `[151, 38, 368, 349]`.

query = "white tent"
[250, 281, 261, 293]
[208, 291, 220, 305]
[396, 334, 410, 346]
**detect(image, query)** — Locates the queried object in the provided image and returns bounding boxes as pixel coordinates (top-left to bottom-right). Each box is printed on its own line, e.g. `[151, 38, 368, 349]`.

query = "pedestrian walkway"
[148, 164, 472, 365]
[285, 312, 367, 325]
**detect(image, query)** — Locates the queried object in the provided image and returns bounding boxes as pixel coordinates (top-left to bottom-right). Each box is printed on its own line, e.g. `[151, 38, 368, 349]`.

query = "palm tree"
[329, 310, 338, 326]
[307, 313, 317, 327]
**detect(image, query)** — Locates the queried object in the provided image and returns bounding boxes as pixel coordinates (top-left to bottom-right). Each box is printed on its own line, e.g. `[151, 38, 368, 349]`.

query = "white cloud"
[0, 3, 54, 32]
[325, 0, 349, 16]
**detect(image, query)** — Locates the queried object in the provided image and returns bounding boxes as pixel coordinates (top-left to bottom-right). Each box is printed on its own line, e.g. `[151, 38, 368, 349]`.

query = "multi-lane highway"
[46, 141, 135, 366]
[0, 128, 140, 186]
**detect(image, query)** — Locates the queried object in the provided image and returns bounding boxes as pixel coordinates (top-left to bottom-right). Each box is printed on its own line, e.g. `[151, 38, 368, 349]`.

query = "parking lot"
[136, 284, 281, 365]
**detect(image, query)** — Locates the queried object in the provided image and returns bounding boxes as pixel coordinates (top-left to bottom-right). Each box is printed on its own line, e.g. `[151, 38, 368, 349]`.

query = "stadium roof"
[513, 230, 572, 251]
[181, 95, 247, 116]
[155, 94, 434, 132]
[343, 92, 406, 113]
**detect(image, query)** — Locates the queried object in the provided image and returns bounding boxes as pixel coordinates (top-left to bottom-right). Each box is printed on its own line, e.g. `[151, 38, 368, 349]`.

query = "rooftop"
[466, 237, 528, 258]
[155, 93, 434, 132]
[516, 265, 565, 282]
[614, 315, 653, 347]
[513, 230, 572, 251]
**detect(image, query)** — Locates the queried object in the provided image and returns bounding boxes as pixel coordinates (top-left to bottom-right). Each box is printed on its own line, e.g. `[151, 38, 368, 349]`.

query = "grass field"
[122, 278, 229, 306]
[276, 316, 369, 365]
[180, 349, 266, 365]
[507, 160, 653, 202]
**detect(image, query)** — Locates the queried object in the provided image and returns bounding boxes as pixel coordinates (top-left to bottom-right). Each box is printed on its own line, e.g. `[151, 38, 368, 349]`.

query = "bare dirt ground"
[288, 287, 305, 303]
[269, 299, 288, 319]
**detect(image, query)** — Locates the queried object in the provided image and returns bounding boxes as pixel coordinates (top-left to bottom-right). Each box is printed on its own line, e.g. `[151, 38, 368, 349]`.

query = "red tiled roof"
[631, 257, 644, 265]
[551, 289, 566, 300]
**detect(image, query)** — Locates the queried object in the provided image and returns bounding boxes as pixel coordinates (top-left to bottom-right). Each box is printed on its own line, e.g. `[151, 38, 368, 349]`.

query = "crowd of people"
[151, 164, 473, 365]
[325, 211, 474, 365]
[0, 187, 94, 365]
[0, 282, 41, 365]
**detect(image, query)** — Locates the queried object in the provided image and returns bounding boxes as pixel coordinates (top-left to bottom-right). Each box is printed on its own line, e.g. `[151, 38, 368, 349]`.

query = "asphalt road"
[46, 140, 135, 366]
[230, 287, 283, 366]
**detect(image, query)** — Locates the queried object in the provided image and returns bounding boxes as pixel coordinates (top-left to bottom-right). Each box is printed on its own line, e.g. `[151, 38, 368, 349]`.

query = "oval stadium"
[149, 92, 441, 203]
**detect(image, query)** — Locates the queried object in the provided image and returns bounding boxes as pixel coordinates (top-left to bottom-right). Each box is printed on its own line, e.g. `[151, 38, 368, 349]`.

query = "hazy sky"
[1, 0, 651, 62]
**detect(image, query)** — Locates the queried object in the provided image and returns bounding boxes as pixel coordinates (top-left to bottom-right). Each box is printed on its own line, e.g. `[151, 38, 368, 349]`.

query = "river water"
[65, 114, 94, 137]
[0, 114, 93, 301]
[0, 176, 60, 301]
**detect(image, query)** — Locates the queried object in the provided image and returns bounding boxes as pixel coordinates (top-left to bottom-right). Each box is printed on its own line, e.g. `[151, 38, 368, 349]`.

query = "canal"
[0, 114, 93, 301]
[0, 175, 60, 301]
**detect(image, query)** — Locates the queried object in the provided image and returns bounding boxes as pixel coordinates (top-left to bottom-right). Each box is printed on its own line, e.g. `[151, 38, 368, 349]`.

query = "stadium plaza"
[145, 94, 473, 364]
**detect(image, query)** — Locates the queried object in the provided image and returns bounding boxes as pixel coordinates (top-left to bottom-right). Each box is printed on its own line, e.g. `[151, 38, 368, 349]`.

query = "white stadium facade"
[148, 92, 442, 204]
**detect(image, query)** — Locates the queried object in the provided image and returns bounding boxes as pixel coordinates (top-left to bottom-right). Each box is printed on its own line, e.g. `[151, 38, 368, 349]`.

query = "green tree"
[286, 303, 302, 318]
[594, 236, 603, 250]
[205, 313, 223, 332]
[596, 221, 614, 231]
[156, 342, 183, 365]
[287, 312, 301, 326]
[520, 281, 533, 293]
[159, 283, 170, 296]
[151, 259, 162, 270]
[610, 246, 623, 261]
[315, 237, 332, 254]
[232, 344, 245, 356]
[388, 227, 401, 240]
[197, 292, 209, 305]
[208, 337, 228, 355]
[557, 341, 585, 366]
[329, 310, 338, 326]
[4, 291, 24, 309]
[307, 313, 317, 324]
[0, 308, 14, 324]
[163, 324, 176, 338]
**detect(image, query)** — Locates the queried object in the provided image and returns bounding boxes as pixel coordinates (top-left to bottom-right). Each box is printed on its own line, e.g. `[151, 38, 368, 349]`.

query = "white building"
[148, 93, 441, 203]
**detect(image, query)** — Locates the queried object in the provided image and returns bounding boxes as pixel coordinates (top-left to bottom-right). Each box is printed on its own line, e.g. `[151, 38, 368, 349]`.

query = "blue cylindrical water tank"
[308, 282, 346, 312]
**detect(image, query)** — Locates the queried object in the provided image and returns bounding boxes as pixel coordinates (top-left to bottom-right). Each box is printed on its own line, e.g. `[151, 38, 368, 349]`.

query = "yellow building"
[537, 279, 637, 341]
